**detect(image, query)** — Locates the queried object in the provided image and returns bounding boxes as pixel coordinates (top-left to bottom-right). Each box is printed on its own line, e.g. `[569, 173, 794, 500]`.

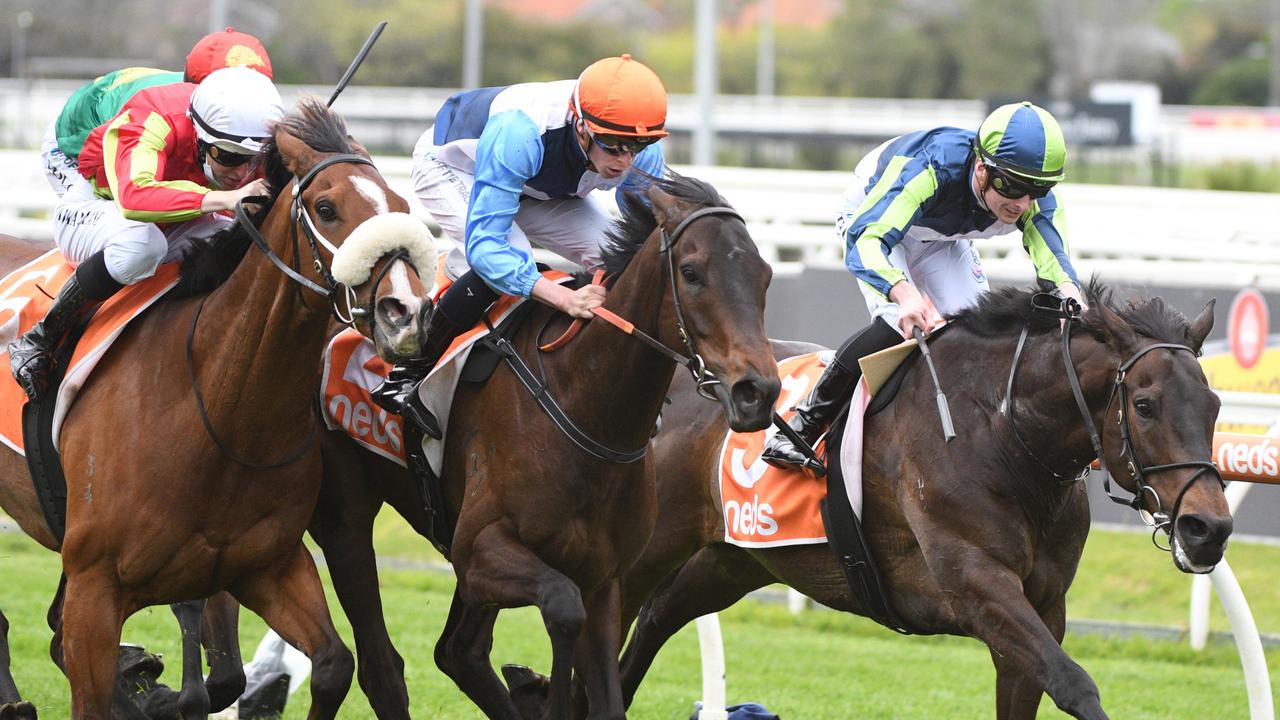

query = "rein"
[496, 204, 744, 464]
[1002, 293, 1224, 549]
[193, 152, 377, 468]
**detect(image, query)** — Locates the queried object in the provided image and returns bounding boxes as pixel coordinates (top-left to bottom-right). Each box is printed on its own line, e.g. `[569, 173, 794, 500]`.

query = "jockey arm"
[843, 156, 941, 335]
[101, 110, 209, 224]
[463, 110, 546, 299]
[1015, 190, 1084, 307]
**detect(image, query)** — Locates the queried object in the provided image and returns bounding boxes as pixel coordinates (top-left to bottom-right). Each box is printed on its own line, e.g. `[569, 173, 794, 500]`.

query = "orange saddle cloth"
[0, 250, 179, 454]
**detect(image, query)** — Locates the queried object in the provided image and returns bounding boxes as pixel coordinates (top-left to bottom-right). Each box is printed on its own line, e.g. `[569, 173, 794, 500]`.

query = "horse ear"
[1186, 299, 1216, 352]
[1089, 301, 1139, 355]
[275, 132, 319, 178]
[647, 185, 683, 227]
[346, 135, 372, 160]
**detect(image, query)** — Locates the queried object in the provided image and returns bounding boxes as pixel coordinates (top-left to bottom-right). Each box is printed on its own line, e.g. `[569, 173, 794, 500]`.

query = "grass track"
[0, 513, 1275, 718]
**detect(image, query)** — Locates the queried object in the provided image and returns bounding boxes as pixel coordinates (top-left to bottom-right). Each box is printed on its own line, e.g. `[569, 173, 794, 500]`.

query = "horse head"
[1087, 294, 1230, 573]
[264, 99, 435, 362]
[642, 175, 781, 432]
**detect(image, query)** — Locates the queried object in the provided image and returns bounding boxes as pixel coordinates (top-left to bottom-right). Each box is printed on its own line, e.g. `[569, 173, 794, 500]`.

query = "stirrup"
[402, 393, 442, 440]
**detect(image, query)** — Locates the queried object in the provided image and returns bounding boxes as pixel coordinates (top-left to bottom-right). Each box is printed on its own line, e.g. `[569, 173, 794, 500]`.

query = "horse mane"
[600, 170, 732, 276]
[949, 277, 1198, 346]
[172, 98, 354, 298]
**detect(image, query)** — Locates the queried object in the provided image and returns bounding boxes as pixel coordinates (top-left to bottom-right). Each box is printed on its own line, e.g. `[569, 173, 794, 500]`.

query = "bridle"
[1001, 293, 1224, 550]
[235, 153, 405, 329]
[489, 204, 744, 464]
[193, 152, 408, 468]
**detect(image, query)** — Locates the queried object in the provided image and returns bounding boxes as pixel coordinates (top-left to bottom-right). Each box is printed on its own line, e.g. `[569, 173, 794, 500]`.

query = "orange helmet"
[572, 54, 668, 139]
[186, 27, 273, 84]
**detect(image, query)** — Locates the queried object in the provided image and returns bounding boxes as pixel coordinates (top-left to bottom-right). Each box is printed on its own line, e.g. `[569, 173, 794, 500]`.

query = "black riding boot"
[370, 306, 461, 440]
[761, 317, 902, 474]
[8, 253, 121, 402]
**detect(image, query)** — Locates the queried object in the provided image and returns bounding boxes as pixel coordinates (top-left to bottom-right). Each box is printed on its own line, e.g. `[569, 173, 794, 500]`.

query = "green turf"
[0, 512, 1275, 718]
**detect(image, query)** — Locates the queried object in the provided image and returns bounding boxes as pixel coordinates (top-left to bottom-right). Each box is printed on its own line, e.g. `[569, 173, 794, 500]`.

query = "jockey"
[762, 101, 1084, 471]
[40, 27, 273, 197]
[372, 54, 669, 436]
[9, 66, 284, 401]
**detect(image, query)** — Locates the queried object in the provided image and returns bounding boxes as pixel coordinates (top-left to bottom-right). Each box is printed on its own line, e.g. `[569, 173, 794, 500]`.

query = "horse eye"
[680, 265, 701, 285]
[1134, 398, 1155, 418]
[316, 201, 338, 222]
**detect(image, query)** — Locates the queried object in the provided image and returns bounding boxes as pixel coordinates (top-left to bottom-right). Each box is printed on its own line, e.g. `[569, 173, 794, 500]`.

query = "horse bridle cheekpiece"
[1004, 293, 1224, 551]
[235, 153, 400, 326]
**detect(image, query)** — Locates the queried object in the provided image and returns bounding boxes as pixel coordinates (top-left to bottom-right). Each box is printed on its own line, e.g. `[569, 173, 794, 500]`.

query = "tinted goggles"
[985, 164, 1053, 200]
[590, 132, 658, 156]
[202, 142, 256, 168]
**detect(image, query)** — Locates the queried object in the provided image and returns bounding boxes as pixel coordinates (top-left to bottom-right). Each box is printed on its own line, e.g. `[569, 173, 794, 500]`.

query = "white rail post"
[1190, 479, 1254, 650]
[1211, 558, 1275, 720]
[695, 614, 729, 720]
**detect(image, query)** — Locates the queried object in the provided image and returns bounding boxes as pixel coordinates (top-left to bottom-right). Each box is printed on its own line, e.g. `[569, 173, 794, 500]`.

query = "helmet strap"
[971, 163, 992, 212]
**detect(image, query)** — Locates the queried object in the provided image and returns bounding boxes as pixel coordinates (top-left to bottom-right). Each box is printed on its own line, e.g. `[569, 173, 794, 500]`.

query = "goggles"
[201, 141, 256, 168]
[985, 164, 1053, 200]
[589, 131, 658, 156]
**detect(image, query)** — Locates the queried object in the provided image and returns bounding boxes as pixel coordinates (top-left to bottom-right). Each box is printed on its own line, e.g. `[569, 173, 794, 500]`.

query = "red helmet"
[186, 27, 273, 84]
[572, 54, 668, 138]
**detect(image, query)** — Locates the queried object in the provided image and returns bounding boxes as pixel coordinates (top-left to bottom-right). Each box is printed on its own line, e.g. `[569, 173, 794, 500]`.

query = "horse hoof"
[0, 701, 38, 720]
[501, 664, 549, 720]
[501, 663, 549, 695]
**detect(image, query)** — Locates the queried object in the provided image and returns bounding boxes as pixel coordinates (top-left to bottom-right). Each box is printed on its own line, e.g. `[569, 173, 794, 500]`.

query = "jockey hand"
[532, 277, 606, 319]
[1056, 282, 1087, 330]
[201, 178, 271, 214]
[888, 281, 941, 339]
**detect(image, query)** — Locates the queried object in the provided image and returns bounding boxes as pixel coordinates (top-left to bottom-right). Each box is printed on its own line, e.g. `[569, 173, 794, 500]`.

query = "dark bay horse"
[433, 173, 780, 719]
[612, 285, 1230, 720]
[0, 98, 433, 719]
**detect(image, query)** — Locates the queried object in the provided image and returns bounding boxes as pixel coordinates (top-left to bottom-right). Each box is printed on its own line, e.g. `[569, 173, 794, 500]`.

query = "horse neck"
[1001, 330, 1118, 477]
[551, 237, 679, 448]
[196, 207, 329, 434]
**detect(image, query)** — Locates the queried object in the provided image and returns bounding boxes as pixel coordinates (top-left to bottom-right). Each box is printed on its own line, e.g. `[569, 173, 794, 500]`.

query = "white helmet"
[189, 66, 285, 155]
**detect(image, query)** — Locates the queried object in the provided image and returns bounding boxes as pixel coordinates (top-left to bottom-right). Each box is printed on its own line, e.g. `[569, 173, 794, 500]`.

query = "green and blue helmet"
[974, 101, 1067, 186]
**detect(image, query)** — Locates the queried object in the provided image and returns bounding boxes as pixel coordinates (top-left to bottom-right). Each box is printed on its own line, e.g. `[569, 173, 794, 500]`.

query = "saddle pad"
[321, 270, 574, 473]
[720, 348, 906, 548]
[320, 329, 407, 466]
[0, 250, 179, 454]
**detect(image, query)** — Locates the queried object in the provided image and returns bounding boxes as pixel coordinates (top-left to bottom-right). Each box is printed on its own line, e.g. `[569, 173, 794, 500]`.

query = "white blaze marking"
[387, 262, 423, 317]
[350, 176, 389, 215]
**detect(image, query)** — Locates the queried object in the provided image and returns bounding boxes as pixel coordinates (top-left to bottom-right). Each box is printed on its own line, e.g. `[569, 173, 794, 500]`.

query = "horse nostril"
[377, 297, 410, 327]
[731, 379, 764, 411]
[1177, 514, 1233, 547]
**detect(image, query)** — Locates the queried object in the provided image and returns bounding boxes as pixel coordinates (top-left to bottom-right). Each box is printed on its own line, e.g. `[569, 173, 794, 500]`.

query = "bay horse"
[612, 284, 1230, 720]
[433, 172, 780, 719]
[0, 98, 433, 720]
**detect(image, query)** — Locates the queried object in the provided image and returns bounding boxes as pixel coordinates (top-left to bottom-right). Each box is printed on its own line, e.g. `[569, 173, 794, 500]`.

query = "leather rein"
[486, 205, 744, 464]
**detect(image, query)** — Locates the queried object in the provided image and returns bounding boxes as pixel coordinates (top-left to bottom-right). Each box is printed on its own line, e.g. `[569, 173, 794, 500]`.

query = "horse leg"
[435, 589, 515, 718]
[621, 544, 773, 709]
[0, 608, 37, 720]
[199, 592, 246, 712]
[446, 522, 586, 720]
[310, 461, 410, 719]
[571, 579, 626, 720]
[60, 570, 129, 720]
[170, 599, 210, 719]
[991, 598, 1067, 720]
[919, 542, 1105, 720]
[232, 544, 354, 720]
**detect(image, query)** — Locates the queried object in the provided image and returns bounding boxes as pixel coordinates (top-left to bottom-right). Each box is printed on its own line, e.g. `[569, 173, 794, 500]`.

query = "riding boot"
[761, 317, 902, 474]
[8, 276, 91, 401]
[370, 306, 461, 440]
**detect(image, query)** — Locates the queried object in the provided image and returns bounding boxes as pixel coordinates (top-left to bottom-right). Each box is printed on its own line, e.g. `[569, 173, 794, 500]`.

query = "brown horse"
[613, 285, 1230, 720]
[0, 98, 433, 720]
[432, 173, 780, 720]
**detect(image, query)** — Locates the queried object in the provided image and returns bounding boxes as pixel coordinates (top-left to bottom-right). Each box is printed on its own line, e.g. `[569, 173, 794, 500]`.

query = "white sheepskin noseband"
[331, 212, 437, 287]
